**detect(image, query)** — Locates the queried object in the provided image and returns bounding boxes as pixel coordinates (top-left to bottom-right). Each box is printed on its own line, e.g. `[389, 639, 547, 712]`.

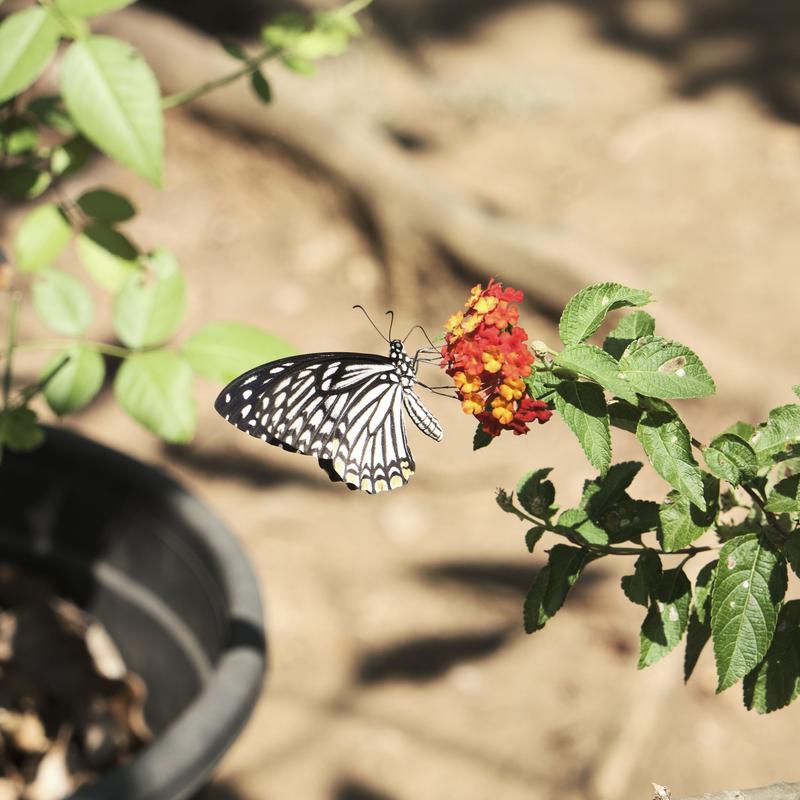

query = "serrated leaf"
[515, 469, 556, 520]
[76, 188, 135, 223]
[42, 344, 105, 415]
[785, 535, 800, 579]
[618, 336, 715, 399]
[524, 545, 595, 633]
[554, 380, 611, 474]
[621, 550, 662, 607]
[113, 249, 185, 348]
[684, 560, 717, 682]
[525, 526, 546, 553]
[54, 0, 136, 16]
[559, 282, 651, 347]
[473, 425, 492, 450]
[114, 350, 195, 443]
[743, 600, 800, 713]
[750, 405, 800, 466]
[658, 473, 719, 552]
[0, 7, 62, 103]
[602, 497, 660, 540]
[583, 461, 642, 517]
[181, 321, 294, 384]
[556, 507, 609, 546]
[496, 489, 531, 523]
[711, 535, 787, 692]
[0, 407, 44, 452]
[554, 343, 637, 403]
[765, 474, 800, 513]
[637, 407, 706, 509]
[603, 310, 656, 360]
[76, 223, 139, 291]
[638, 567, 692, 669]
[13, 203, 72, 272]
[250, 70, 272, 103]
[31, 268, 93, 336]
[61, 36, 163, 185]
[703, 433, 757, 485]
[608, 399, 642, 433]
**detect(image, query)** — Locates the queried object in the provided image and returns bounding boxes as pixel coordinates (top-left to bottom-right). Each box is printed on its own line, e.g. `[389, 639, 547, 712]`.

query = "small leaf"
[765, 474, 800, 513]
[473, 425, 492, 450]
[281, 54, 315, 75]
[515, 468, 556, 520]
[0, 117, 38, 155]
[554, 380, 611, 474]
[112, 249, 186, 348]
[638, 567, 692, 669]
[42, 344, 105, 415]
[525, 526, 546, 553]
[53, 0, 136, 16]
[621, 550, 662, 607]
[61, 36, 163, 185]
[603, 310, 656, 360]
[618, 336, 715, 399]
[743, 601, 800, 713]
[703, 433, 758, 485]
[0, 7, 62, 103]
[181, 321, 294, 384]
[0, 407, 44, 452]
[554, 343, 637, 403]
[750, 405, 800, 466]
[31, 268, 93, 336]
[76, 188, 135, 223]
[608, 399, 642, 433]
[221, 39, 247, 60]
[13, 203, 72, 272]
[637, 407, 706, 509]
[684, 560, 717, 682]
[114, 350, 195, 443]
[582, 461, 642, 517]
[50, 136, 92, 176]
[250, 70, 272, 103]
[559, 282, 651, 347]
[0, 165, 51, 199]
[658, 473, 719, 552]
[557, 507, 609, 546]
[711, 535, 787, 692]
[524, 545, 595, 633]
[26, 96, 75, 133]
[76, 223, 139, 292]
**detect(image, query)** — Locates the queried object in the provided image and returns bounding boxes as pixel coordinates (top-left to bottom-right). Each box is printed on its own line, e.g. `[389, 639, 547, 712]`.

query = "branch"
[678, 781, 800, 800]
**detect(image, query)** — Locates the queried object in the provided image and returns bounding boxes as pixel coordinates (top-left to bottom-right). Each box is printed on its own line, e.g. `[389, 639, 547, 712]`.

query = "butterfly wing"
[215, 352, 415, 493]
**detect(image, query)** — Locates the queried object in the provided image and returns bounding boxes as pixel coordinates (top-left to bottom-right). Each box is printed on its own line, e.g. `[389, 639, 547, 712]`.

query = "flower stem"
[14, 339, 132, 359]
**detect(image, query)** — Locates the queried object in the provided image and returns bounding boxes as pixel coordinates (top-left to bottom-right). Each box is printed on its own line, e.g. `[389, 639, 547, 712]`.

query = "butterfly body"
[215, 339, 442, 493]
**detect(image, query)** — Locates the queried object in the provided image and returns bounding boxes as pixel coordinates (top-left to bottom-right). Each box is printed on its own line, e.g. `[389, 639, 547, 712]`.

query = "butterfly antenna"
[353, 304, 389, 343]
[403, 324, 439, 350]
[385, 310, 395, 340]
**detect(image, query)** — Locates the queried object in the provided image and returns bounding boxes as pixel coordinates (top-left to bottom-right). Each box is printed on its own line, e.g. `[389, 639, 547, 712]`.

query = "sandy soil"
[3, 2, 800, 799]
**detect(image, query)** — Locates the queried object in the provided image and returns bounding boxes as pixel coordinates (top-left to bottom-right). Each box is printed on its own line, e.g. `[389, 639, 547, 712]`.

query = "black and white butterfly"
[214, 316, 444, 493]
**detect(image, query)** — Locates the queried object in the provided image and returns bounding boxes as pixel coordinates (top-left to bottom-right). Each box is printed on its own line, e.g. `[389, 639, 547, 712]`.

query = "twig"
[2, 293, 20, 409]
[678, 781, 800, 800]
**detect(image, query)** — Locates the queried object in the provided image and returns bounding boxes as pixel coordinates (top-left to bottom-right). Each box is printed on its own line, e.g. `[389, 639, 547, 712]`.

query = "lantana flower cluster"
[441, 279, 552, 437]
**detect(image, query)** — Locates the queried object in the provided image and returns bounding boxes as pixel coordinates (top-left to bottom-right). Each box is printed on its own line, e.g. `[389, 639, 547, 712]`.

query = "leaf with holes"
[515, 468, 556, 520]
[638, 567, 691, 669]
[554, 380, 611, 474]
[750, 405, 800, 466]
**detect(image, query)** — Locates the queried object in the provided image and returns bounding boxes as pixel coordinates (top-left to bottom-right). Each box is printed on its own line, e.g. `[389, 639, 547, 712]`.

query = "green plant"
[443, 280, 800, 714]
[0, 0, 372, 457]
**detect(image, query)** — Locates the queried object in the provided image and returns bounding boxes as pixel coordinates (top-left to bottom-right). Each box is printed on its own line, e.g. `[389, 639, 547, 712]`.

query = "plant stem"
[14, 339, 131, 359]
[2, 293, 20, 410]
[19, 353, 71, 404]
[161, 49, 278, 110]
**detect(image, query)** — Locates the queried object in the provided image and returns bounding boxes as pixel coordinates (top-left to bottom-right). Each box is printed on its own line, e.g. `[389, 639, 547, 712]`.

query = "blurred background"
[4, 0, 800, 798]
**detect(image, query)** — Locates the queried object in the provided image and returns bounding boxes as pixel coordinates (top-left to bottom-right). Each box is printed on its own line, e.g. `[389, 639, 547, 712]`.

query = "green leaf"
[114, 350, 195, 443]
[0, 7, 62, 103]
[582, 461, 642, 516]
[794, 386, 800, 400]
[684, 560, 717, 682]
[473, 424, 492, 450]
[281, 54, 315, 75]
[603, 310, 656, 360]
[113, 249, 186, 348]
[618, 336, 715, 399]
[621, 550, 662, 607]
[601, 496, 660, 540]
[785, 535, 800, 579]
[554, 380, 611, 474]
[50, 136, 92, 176]
[658, 474, 719, 552]
[26, 96, 76, 134]
[0, 407, 44, 452]
[76, 223, 139, 292]
[638, 567, 692, 669]
[0, 117, 38, 155]
[76, 188, 135, 222]
[42, 344, 105, 415]
[525, 526, 546, 553]
[250, 70, 272, 103]
[496, 489, 532, 523]
[13, 203, 72, 272]
[0, 164, 51, 199]
[711, 535, 787, 692]
[220, 39, 247, 60]
[523, 368, 555, 401]
[743, 601, 800, 713]
[53, 0, 136, 17]
[558, 282, 651, 347]
[60, 36, 163, 185]
[181, 321, 294, 384]
[554, 343, 637, 403]
[637, 407, 706, 508]
[31, 268, 93, 336]
[515, 468, 556, 520]
[608, 399, 642, 433]
[750, 405, 800, 466]
[524, 545, 595, 633]
[765, 474, 800, 513]
[703, 433, 758, 485]
[556, 507, 609, 546]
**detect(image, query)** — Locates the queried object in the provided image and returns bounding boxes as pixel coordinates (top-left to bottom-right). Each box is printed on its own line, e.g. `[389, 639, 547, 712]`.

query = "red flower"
[441, 280, 552, 438]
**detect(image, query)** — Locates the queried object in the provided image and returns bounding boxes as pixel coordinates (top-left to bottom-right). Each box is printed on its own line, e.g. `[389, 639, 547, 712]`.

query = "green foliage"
[76, 224, 139, 291]
[13, 203, 72, 272]
[684, 560, 716, 682]
[553, 380, 611, 474]
[638, 567, 691, 669]
[0, 7, 61, 103]
[473, 425, 492, 450]
[621, 550, 662, 607]
[55, 0, 137, 17]
[765, 475, 800, 513]
[32, 269, 93, 336]
[42, 345, 105, 415]
[750, 404, 800, 466]
[0, 407, 44, 452]
[702, 433, 757, 485]
[603, 309, 655, 360]
[250, 70, 272, 104]
[658, 474, 718, 552]
[76, 188, 136, 222]
[554, 343, 637, 403]
[515, 469, 556, 521]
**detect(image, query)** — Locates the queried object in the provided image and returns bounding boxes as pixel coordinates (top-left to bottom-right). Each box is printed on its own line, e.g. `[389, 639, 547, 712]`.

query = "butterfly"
[214, 311, 445, 493]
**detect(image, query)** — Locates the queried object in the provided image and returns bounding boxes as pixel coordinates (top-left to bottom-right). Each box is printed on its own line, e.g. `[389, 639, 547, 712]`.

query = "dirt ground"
[4, 1, 800, 798]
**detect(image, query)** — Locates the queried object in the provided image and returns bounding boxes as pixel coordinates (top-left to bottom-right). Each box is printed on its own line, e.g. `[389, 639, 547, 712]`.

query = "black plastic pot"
[0, 427, 266, 800]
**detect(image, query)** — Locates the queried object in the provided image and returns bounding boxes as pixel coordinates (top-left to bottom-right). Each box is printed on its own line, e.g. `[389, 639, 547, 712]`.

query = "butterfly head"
[389, 339, 405, 358]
